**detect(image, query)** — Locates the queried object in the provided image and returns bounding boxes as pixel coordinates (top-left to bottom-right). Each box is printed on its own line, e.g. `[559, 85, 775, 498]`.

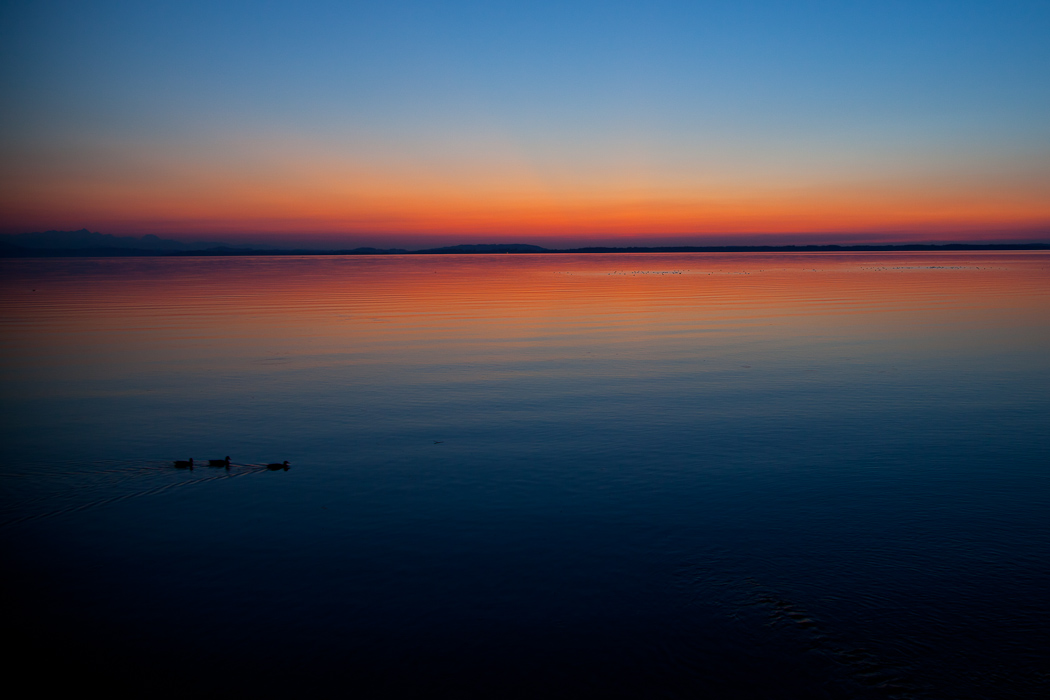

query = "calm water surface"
[2, 253, 1048, 698]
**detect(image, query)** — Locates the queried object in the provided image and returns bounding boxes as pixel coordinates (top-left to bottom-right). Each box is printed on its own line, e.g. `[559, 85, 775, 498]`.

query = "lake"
[2, 252, 1048, 698]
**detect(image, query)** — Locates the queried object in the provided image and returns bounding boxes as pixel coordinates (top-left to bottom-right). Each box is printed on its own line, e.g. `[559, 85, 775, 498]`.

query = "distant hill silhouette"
[414, 244, 548, 254]
[1, 230, 1047, 257]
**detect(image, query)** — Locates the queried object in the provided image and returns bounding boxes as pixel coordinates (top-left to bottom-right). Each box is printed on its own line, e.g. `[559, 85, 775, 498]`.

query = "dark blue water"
[2, 253, 1048, 698]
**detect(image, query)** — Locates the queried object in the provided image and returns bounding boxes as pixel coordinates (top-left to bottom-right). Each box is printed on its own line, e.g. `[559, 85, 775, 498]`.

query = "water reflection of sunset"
[4, 251, 1050, 700]
[4, 253, 1047, 387]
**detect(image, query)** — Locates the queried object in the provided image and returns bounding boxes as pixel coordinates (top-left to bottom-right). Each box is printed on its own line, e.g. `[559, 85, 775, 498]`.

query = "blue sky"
[2, 1, 1048, 246]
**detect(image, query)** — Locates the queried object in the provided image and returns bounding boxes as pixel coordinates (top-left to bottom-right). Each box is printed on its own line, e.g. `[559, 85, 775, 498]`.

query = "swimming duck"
[266, 461, 290, 471]
[174, 458, 194, 469]
[208, 456, 231, 467]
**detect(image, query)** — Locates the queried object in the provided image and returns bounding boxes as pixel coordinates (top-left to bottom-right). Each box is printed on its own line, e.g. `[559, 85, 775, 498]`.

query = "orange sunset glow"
[2, 1, 1048, 248]
[4, 152, 1049, 246]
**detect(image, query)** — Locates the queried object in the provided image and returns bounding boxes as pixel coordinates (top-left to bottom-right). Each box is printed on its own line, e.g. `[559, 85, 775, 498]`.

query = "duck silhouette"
[266, 460, 290, 471]
[174, 458, 193, 469]
[208, 456, 231, 468]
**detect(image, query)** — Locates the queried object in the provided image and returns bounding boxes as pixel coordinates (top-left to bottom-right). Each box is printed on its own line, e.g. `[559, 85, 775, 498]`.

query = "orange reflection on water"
[3, 252, 1048, 390]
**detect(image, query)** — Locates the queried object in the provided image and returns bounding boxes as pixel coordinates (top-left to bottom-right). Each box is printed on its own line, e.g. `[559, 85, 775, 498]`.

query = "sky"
[1, 0, 1048, 248]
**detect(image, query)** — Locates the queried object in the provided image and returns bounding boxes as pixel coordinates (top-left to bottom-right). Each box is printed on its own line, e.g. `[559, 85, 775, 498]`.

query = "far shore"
[3, 242, 1048, 258]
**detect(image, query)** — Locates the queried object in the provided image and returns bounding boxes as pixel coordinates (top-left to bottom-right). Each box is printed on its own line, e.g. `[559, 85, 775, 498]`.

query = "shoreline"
[3, 242, 1049, 258]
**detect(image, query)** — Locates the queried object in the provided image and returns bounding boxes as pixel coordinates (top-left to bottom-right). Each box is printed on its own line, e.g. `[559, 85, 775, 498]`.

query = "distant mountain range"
[1, 230, 1047, 256]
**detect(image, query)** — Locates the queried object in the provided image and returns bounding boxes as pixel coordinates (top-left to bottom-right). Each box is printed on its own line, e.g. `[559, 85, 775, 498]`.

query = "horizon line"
[4, 241, 1050, 258]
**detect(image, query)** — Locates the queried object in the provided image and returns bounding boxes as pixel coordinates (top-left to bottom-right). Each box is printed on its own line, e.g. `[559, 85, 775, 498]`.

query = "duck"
[208, 456, 231, 467]
[266, 460, 290, 471]
[174, 458, 194, 469]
